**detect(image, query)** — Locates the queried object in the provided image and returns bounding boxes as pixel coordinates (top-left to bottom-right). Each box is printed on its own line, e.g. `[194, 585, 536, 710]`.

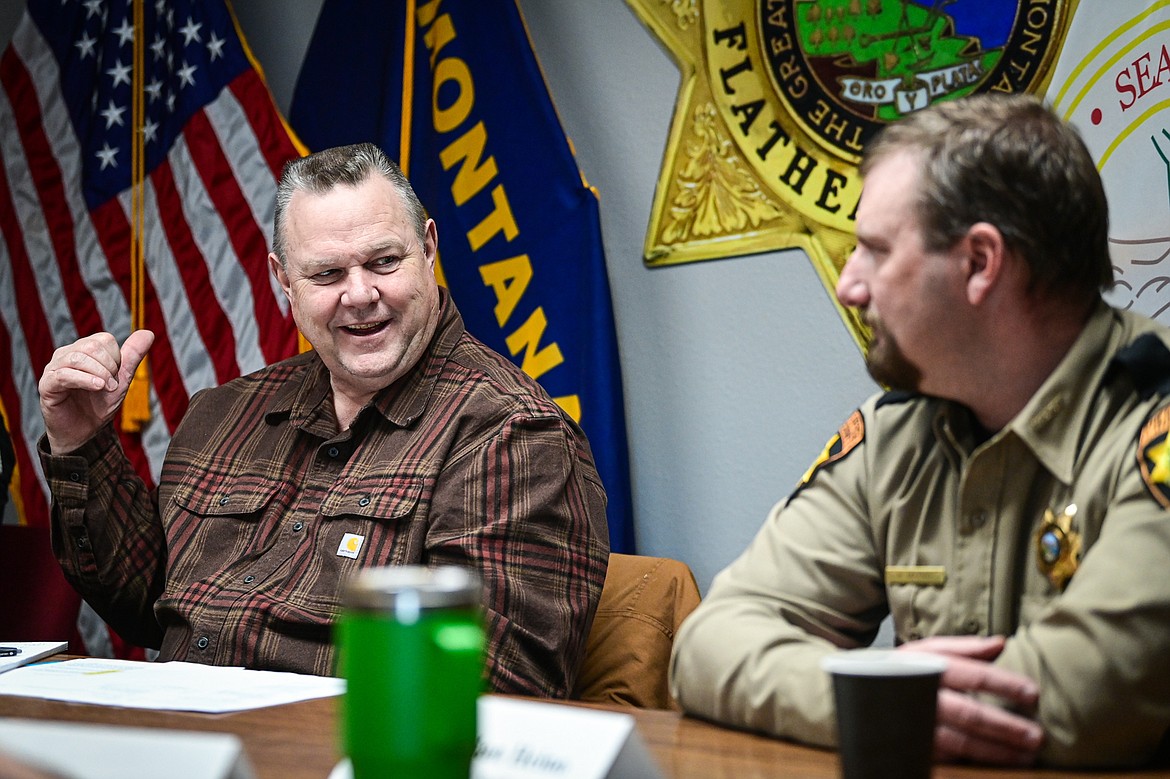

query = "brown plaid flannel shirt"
[42, 292, 610, 696]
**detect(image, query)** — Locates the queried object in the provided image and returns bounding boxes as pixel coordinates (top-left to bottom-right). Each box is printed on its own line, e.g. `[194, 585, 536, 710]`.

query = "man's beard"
[864, 313, 922, 392]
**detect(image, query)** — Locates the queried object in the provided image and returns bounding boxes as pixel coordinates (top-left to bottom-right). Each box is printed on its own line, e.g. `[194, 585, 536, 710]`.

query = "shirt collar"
[263, 287, 464, 432]
[251, 352, 332, 441]
[1001, 301, 1119, 483]
[370, 287, 464, 428]
[930, 302, 1121, 483]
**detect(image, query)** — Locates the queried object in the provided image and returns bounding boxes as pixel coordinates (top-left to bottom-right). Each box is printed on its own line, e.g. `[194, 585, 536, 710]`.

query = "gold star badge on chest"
[1036, 503, 1082, 591]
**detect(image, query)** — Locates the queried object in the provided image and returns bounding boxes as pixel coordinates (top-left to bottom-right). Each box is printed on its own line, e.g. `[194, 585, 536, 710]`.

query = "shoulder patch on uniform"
[795, 410, 865, 492]
[1110, 333, 1170, 400]
[1138, 403, 1170, 508]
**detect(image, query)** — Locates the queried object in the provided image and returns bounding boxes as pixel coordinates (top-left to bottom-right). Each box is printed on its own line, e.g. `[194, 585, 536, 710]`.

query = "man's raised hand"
[38, 330, 155, 454]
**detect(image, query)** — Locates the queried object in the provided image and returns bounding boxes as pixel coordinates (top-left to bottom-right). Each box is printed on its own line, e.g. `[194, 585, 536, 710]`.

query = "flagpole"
[400, 0, 415, 176]
[123, 0, 151, 432]
[400, 0, 448, 286]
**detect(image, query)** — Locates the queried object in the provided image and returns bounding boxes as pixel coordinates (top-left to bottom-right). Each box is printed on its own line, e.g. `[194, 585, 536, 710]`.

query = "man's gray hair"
[271, 142, 428, 263]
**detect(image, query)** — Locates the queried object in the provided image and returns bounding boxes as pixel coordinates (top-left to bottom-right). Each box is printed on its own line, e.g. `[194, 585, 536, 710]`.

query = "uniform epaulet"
[875, 390, 917, 409]
[1109, 333, 1170, 400]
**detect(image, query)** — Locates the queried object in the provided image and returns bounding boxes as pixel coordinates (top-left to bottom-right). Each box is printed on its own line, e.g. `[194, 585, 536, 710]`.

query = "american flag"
[0, 0, 302, 534]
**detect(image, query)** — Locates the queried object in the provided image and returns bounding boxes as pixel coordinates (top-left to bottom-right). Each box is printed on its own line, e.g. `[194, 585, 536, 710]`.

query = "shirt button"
[75, 535, 90, 551]
[69, 472, 82, 483]
[328, 446, 340, 458]
[358, 496, 371, 507]
[243, 575, 256, 584]
[962, 619, 980, 635]
[293, 521, 304, 532]
[218, 496, 230, 506]
[970, 511, 987, 529]
[196, 636, 210, 650]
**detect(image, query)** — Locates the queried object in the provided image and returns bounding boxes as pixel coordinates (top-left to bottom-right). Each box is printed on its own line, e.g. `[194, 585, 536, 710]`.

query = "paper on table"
[0, 658, 345, 712]
[0, 641, 68, 674]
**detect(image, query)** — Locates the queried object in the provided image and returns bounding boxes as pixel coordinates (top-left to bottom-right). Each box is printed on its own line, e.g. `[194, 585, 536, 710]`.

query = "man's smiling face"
[270, 172, 440, 405]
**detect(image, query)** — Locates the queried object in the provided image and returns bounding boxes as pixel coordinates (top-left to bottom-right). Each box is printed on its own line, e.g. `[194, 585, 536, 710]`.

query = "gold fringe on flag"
[0, 399, 28, 525]
[123, 0, 150, 433]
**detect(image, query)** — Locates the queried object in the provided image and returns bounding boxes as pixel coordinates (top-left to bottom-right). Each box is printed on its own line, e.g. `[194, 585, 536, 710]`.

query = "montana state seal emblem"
[626, 0, 1072, 343]
[758, 0, 1069, 160]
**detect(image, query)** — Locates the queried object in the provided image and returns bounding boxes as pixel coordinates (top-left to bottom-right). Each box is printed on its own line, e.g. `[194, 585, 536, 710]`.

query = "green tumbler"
[338, 565, 485, 779]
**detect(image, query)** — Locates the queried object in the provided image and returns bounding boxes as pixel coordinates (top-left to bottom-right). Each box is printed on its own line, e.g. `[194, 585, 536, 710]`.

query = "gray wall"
[1, 1, 876, 592]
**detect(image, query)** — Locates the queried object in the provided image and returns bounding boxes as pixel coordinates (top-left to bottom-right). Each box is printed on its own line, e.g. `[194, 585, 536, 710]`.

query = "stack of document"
[0, 641, 67, 674]
[0, 657, 344, 712]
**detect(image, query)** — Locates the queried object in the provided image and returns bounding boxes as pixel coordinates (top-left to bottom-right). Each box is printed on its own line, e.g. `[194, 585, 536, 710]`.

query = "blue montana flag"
[289, 0, 635, 553]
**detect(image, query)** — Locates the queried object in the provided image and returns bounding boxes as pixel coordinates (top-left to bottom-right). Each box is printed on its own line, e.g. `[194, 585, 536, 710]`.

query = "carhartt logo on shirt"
[337, 533, 365, 559]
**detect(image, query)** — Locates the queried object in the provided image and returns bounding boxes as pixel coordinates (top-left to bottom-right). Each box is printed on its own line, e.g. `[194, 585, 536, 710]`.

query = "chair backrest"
[0, 524, 82, 646]
[573, 553, 701, 709]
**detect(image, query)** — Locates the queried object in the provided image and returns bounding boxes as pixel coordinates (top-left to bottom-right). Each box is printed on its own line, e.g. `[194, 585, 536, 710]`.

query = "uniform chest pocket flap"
[318, 476, 423, 522]
[172, 477, 282, 518]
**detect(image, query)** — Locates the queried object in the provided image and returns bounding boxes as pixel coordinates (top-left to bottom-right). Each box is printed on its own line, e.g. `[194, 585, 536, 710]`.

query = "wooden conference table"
[1, 690, 1166, 779]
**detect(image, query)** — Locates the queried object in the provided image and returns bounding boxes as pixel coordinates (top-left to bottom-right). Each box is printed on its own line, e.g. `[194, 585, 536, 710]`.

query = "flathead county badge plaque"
[626, 0, 1073, 346]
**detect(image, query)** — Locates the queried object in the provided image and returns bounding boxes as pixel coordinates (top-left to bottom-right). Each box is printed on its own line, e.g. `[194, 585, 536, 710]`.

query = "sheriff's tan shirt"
[671, 303, 1170, 767]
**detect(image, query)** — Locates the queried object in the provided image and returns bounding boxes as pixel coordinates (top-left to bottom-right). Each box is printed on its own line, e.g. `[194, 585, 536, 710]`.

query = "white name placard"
[0, 718, 255, 779]
[472, 696, 663, 779]
[327, 696, 665, 779]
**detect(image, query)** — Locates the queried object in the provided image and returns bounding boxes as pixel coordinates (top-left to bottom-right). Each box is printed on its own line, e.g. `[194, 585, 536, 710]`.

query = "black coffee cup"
[821, 650, 947, 779]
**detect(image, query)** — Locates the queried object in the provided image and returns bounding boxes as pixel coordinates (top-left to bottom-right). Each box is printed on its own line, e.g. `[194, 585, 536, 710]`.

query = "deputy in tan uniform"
[670, 93, 1170, 768]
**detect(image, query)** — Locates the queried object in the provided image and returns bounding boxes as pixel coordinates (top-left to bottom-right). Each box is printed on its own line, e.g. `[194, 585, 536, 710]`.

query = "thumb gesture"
[38, 330, 156, 454]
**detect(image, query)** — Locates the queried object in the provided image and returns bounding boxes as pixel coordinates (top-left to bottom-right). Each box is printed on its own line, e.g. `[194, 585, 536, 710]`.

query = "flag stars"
[177, 61, 197, 88]
[179, 17, 202, 46]
[74, 33, 97, 59]
[95, 143, 118, 170]
[113, 18, 134, 46]
[206, 33, 225, 61]
[99, 99, 126, 128]
[59, 4, 234, 178]
[106, 59, 132, 88]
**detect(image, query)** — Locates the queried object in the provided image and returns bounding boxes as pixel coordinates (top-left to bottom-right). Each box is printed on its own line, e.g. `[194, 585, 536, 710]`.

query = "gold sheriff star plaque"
[626, 0, 1073, 345]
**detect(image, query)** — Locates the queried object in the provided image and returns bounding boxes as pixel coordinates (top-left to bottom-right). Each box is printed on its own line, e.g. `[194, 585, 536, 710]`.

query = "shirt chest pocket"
[166, 476, 284, 584]
[316, 477, 427, 567]
[318, 477, 423, 523]
[173, 482, 280, 518]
